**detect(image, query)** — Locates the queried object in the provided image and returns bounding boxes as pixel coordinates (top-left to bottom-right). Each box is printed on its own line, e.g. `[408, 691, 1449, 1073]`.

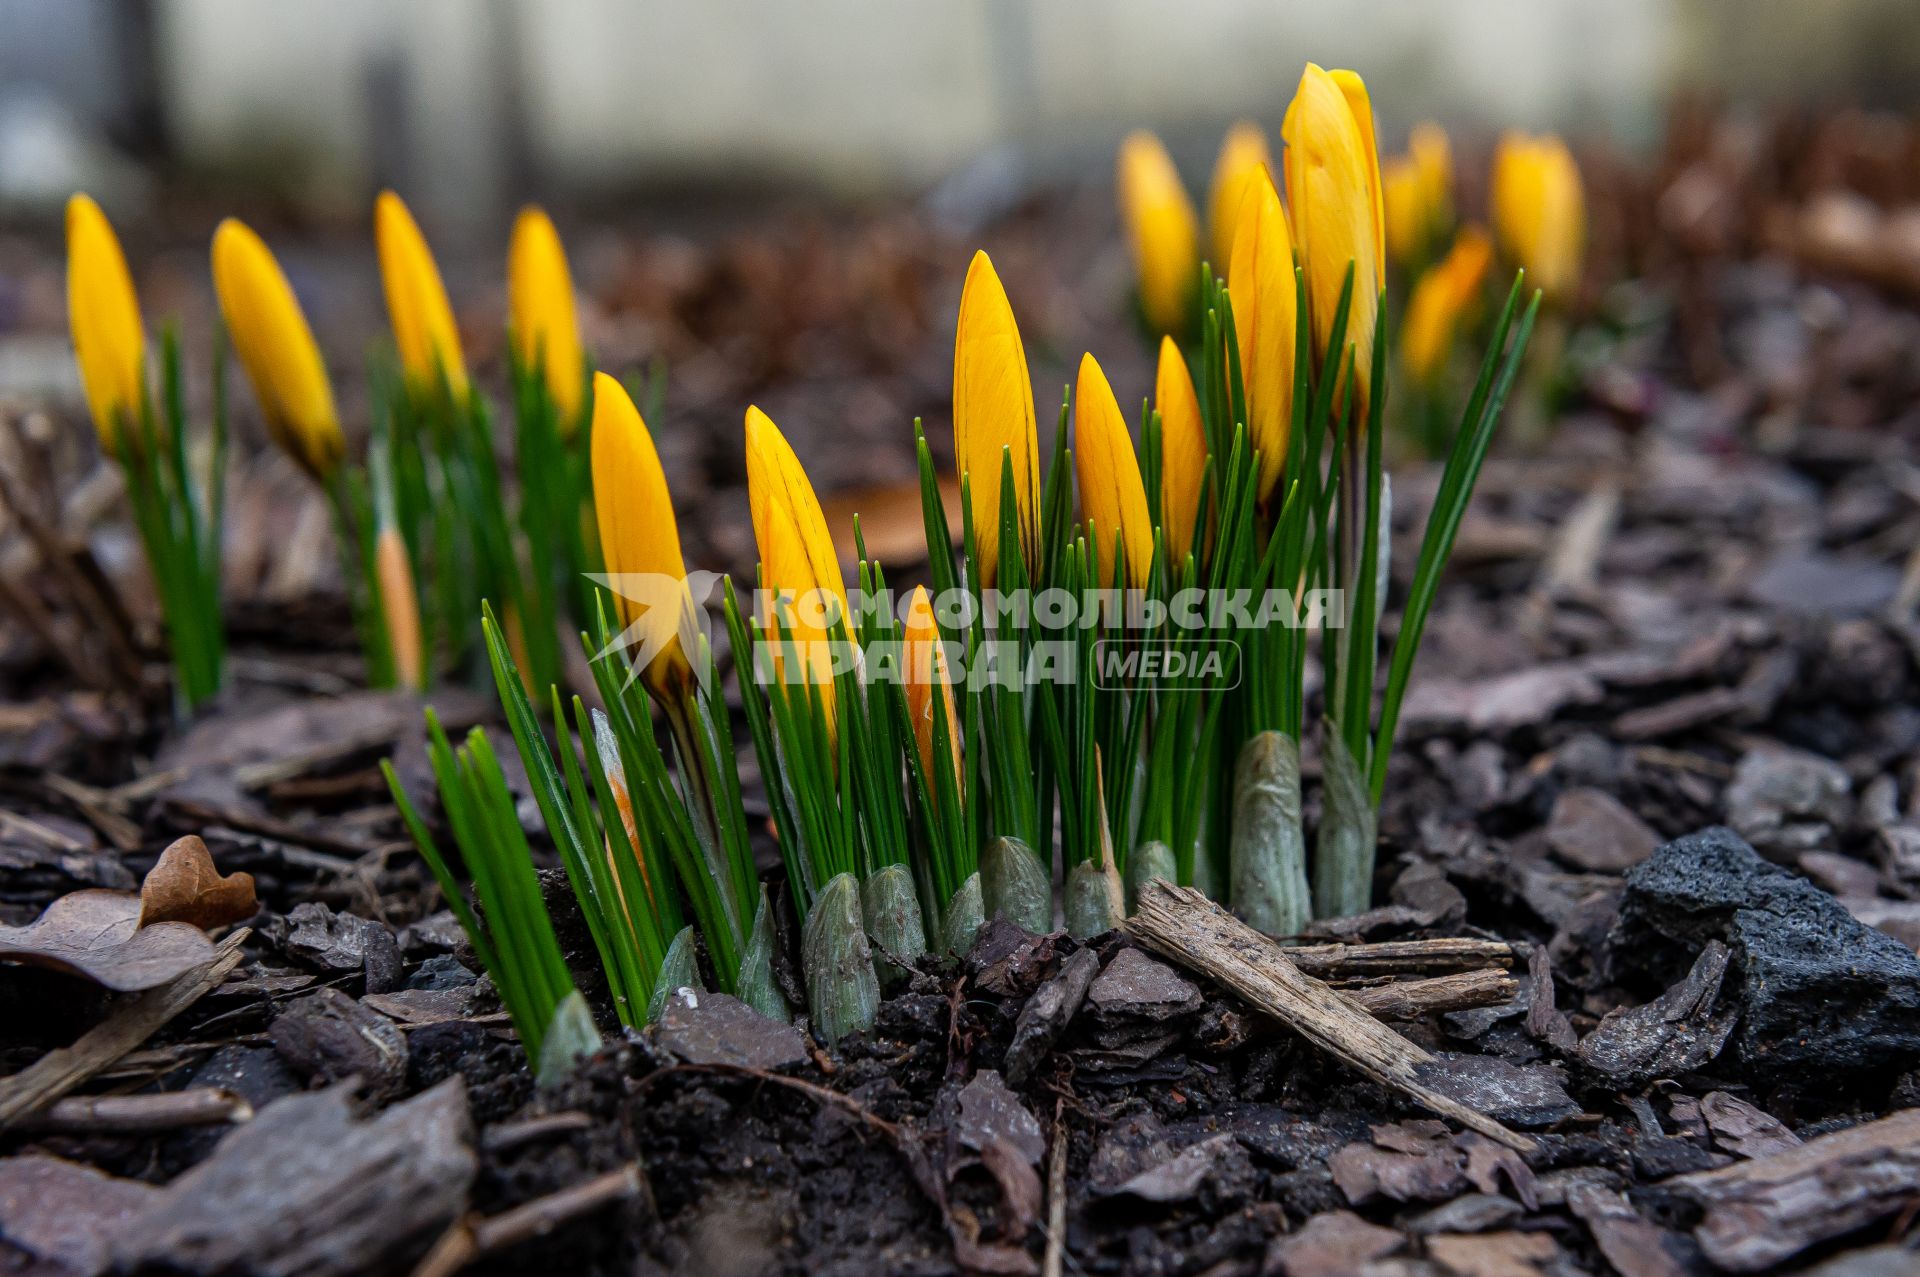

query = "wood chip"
[1126, 883, 1534, 1152]
[0, 930, 248, 1126]
[1667, 1107, 1920, 1271]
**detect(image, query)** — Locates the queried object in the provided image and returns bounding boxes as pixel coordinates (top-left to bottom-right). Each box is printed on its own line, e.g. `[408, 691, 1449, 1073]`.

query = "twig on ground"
[1285, 936, 1519, 978]
[1042, 1102, 1068, 1277]
[0, 930, 249, 1126]
[410, 1164, 644, 1277]
[15, 1087, 253, 1133]
[1340, 969, 1518, 1019]
[480, 1111, 595, 1152]
[1127, 883, 1534, 1153]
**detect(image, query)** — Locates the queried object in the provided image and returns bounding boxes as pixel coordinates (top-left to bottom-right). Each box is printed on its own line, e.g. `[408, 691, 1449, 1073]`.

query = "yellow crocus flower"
[952, 250, 1039, 587]
[903, 584, 961, 791]
[1384, 123, 1453, 271]
[1383, 157, 1424, 269]
[1410, 122, 1452, 227]
[1400, 226, 1493, 389]
[508, 205, 586, 433]
[590, 372, 694, 699]
[1154, 336, 1207, 564]
[375, 524, 424, 689]
[1073, 354, 1153, 590]
[1283, 64, 1384, 422]
[1226, 166, 1296, 503]
[374, 191, 468, 403]
[211, 218, 345, 480]
[1117, 131, 1201, 336]
[745, 405, 849, 727]
[1207, 120, 1271, 275]
[65, 194, 146, 456]
[1491, 132, 1585, 305]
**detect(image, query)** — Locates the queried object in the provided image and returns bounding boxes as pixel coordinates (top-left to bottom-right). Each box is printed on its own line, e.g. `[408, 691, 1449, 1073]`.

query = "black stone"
[1613, 826, 1920, 1082]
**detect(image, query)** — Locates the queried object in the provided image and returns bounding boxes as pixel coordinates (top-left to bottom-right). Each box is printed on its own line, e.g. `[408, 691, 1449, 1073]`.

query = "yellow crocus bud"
[1073, 354, 1153, 590]
[591, 372, 695, 700]
[952, 250, 1040, 587]
[1491, 132, 1585, 305]
[211, 218, 345, 481]
[508, 205, 586, 433]
[1207, 120, 1271, 275]
[1384, 124, 1454, 271]
[1383, 157, 1424, 269]
[65, 194, 146, 456]
[374, 191, 469, 403]
[1283, 64, 1384, 422]
[1154, 336, 1206, 565]
[1410, 122, 1452, 227]
[1226, 166, 1297, 503]
[1117, 131, 1201, 336]
[745, 405, 849, 728]
[375, 524, 424, 689]
[1400, 226, 1493, 389]
[903, 584, 961, 792]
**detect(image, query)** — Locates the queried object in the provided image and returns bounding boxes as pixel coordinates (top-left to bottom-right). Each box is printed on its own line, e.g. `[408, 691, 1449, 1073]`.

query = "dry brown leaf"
[138, 836, 256, 931]
[0, 891, 216, 991]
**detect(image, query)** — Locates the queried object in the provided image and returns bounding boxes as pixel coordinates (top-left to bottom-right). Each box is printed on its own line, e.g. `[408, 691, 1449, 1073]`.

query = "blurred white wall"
[135, 0, 1895, 226]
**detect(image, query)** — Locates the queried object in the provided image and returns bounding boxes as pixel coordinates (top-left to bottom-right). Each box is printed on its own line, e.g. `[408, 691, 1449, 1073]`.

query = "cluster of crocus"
[402, 60, 1538, 1069]
[69, 187, 602, 707]
[66, 195, 228, 709]
[1390, 128, 1584, 449]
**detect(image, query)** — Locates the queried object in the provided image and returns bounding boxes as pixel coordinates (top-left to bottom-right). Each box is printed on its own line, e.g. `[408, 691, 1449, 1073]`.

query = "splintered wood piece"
[1666, 1107, 1920, 1271]
[16, 1087, 253, 1133]
[1285, 937, 1520, 978]
[0, 931, 248, 1126]
[1127, 883, 1533, 1153]
[1342, 970, 1519, 1020]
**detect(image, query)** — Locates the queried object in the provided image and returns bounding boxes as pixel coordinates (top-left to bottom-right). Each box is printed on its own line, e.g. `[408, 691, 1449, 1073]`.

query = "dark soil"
[5, 105, 1920, 1275]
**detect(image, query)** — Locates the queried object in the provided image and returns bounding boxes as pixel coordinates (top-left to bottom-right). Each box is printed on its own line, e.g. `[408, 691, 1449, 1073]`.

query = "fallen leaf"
[139, 836, 256, 931]
[0, 890, 216, 991]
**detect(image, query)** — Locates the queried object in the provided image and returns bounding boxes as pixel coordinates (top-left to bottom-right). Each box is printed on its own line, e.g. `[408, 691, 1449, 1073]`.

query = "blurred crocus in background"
[65, 194, 147, 458]
[1207, 120, 1272, 275]
[1491, 132, 1585, 306]
[1117, 130, 1201, 337]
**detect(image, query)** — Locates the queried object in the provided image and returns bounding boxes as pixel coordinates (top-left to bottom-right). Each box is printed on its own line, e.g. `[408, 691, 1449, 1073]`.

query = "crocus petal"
[1117, 131, 1201, 336]
[1154, 336, 1207, 564]
[212, 218, 344, 480]
[375, 525, 424, 689]
[745, 405, 848, 727]
[952, 250, 1040, 587]
[1283, 64, 1383, 422]
[903, 584, 961, 792]
[1492, 133, 1585, 304]
[375, 191, 469, 403]
[1073, 354, 1154, 590]
[1227, 165, 1296, 502]
[65, 194, 146, 456]
[591, 371, 693, 698]
[1207, 120, 1271, 275]
[1400, 225, 1493, 388]
[508, 205, 586, 431]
